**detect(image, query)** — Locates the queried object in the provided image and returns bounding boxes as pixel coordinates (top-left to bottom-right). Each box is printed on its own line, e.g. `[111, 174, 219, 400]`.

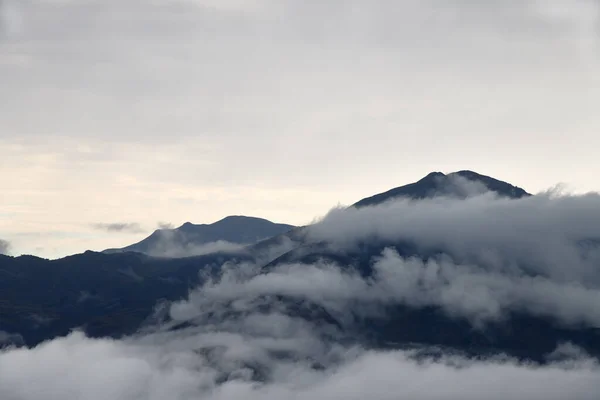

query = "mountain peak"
[421, 171, 445, 180]
[215, 215, 269, 224]
[104, 216, 295, 257]
[353, 170, 530, 208]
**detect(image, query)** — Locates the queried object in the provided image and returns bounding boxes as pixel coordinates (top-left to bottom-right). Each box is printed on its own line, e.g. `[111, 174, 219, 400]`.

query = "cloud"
[309, 191, 600, 281]
[1, 331, 596, 400]
[0, 331, 23, 347]
[0, 239, 10, 255]
[145, 237, 246, 258]
[91, 223, 145, 234]
[530, 0, 600, 64]
[0, 0, 22, 39]
[277, 191, 600, 328]
[139, 227, 298, 259]
[157, 222, 174, 230]
[170, 252, 600, 333]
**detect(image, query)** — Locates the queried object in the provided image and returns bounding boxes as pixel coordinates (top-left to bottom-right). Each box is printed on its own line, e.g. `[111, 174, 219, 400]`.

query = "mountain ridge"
[353, 170, 530, 208]
[104, 215, 295, 257]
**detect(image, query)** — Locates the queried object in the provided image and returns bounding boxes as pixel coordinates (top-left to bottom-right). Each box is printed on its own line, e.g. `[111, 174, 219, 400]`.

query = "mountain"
[0, 251, 248, 347]
[104, 216, 295, 257]
[3, 171, 600, 363]
[252, 170, 530, 254]
[353, 170, 530, 208]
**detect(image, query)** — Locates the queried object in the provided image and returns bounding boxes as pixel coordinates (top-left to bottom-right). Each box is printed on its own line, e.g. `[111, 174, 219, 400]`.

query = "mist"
[0, 238, 10, 255]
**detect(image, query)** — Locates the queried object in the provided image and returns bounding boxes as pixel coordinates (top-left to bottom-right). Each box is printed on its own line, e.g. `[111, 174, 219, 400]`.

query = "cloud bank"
[145, 237, 246, 258]
[0, 330, 598, 400]
[91, 223, 145, 234]
[157, 222, 174, 230]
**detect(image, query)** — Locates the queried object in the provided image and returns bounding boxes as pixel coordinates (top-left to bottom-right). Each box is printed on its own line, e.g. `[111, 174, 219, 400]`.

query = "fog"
[1, 331, 598, 400]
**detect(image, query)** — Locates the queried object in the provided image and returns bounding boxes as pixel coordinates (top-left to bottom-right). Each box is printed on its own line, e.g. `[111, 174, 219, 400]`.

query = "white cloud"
[0, 320, 598, 400]
[309, 192, 600, 284]
[146, 237, 246, 258]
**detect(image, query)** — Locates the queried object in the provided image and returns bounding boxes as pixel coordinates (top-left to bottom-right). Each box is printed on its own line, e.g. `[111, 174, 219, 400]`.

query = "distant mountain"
[353, 170, 530, 208]
[104, 216, 295, 257]
[0, 250, 250, 347]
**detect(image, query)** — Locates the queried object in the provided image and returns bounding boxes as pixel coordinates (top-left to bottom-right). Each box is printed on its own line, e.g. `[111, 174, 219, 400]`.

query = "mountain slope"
[104, 216, 295, 257]
[0, 251, 247, 346]
[353, 170, 530, 208]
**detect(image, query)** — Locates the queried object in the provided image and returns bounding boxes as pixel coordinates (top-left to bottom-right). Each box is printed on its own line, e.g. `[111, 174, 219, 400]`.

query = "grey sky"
[1, 0, 599, 257]
[90, 222, 145, 233]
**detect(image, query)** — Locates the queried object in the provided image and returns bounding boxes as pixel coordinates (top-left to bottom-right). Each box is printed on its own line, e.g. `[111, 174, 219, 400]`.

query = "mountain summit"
[104, 215, 295, 257]
[353, 170, 530, 208]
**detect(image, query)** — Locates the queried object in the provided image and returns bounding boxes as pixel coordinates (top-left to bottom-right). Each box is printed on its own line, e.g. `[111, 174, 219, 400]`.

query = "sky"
[1, 0, 599, 258]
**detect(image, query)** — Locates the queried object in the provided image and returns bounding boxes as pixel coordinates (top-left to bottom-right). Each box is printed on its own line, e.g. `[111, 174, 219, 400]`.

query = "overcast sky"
[1, 0, 599, 258]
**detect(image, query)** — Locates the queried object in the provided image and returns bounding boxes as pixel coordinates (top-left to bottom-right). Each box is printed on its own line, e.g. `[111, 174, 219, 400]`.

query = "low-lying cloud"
[0, 331, 598, 400]
[171, 249, 600, 329]
[146, 238, 246, 258]
[157, 222, 174, 230]
[299, 190, 600, 328]
[91, 223, 145, 234]
[310, 190, 600, 284]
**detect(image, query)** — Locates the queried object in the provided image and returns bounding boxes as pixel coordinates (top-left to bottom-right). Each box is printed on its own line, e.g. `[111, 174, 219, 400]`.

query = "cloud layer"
[144, 237, 246, 258]
[91, 223, 145, 234]
[1, 331, 598, 400]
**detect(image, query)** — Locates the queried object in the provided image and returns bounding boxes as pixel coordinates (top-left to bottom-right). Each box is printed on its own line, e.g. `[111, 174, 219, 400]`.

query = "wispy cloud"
[90, 223, 145, 234]
[157, 222, 174, 230]
[145, 237, 246, 258]
[0, 0, 23, 39]
[0, 239, 10, 255]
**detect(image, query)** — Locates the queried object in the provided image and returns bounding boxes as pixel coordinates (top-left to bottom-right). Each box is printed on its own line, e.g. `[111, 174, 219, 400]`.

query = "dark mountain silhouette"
[353, 170, 530, 208]
[0, 251, 248, 347]
[104, 216, 295, 257]
[2, 171, 600, 363]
